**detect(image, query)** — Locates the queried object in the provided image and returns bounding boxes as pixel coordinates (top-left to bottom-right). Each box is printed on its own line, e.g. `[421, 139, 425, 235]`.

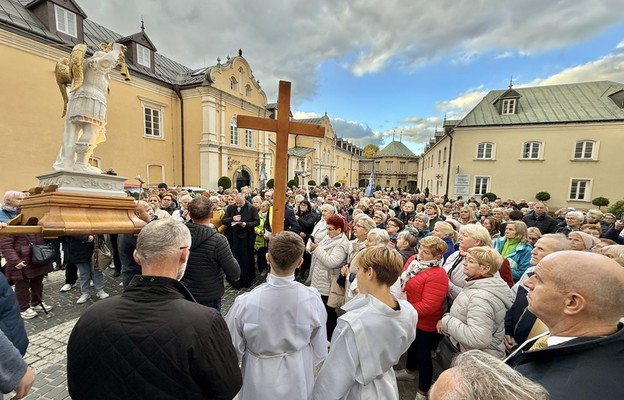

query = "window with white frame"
[144, 106, 162, 138]
[502, 99, 516, 114]
[230, 117, 239, 145]
[386, 161, 393, 171]
[137, 44, 151, 68]
[569, 179, 591, 201]
[476, 142, 494, 160]
[54, 5, 77, 37]
[474, 176, 490, 195]
[522, 141, 542, 159]
[245, 129, 252, 148]
[574, 140, 595, 160]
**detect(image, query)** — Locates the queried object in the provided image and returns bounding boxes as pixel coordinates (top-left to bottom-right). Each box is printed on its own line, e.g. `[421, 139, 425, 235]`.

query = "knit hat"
[569, 231, 600, 250]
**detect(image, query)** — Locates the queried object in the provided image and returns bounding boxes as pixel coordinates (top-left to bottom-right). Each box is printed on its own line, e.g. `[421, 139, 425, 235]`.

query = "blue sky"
[79, 0, 624, 154]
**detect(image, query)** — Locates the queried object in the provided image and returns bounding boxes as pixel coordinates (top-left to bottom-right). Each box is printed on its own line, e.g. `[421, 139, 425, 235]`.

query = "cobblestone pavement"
[15, 268, 423, 399]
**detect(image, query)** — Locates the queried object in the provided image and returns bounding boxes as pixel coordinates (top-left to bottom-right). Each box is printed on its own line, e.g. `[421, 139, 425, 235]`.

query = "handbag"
[437, 335, 461, 370]
[327, 276, 346, 309]
[25, 236, 57, 265]
[92, 236, 113, 272]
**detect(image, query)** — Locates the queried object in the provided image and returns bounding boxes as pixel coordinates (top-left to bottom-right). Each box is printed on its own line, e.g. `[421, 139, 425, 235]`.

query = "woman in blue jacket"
[492, 221, 533, 282]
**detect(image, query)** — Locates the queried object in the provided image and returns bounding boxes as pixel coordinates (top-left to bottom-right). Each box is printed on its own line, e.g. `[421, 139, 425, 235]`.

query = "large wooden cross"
[237, 81, 325, 234]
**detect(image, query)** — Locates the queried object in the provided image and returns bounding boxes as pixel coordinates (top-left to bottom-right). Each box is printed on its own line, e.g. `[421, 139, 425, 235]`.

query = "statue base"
[0, 192, 144, 237]
[37, 170, 127, 198]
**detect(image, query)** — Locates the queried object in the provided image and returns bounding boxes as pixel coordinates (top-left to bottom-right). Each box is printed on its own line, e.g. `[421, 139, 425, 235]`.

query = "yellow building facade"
[420, 81, 624, 209]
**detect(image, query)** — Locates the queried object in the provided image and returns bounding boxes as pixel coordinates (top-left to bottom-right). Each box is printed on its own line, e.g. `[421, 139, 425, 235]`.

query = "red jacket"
[402, 256, 449, 332]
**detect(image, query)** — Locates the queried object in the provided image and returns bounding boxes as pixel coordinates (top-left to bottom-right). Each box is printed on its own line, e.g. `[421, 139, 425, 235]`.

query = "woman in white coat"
[312, 246, 417, 400]
[308, 214, 351, 339]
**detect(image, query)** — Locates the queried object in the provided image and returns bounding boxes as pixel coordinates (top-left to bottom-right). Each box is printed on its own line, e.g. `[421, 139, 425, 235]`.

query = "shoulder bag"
[25, 236, 57, 265]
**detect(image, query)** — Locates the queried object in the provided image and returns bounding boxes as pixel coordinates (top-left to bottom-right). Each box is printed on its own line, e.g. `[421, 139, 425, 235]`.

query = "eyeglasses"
[387, 223, 397, 228]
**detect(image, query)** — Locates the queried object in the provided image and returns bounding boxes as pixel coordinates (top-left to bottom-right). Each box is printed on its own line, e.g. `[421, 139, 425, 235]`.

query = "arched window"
[476, 142, 494, 160]
[230, 116, 239, 145]
[230, 76, 238, 91]
[245, 84, 252, 97]
[522, 141, 542, 160]
[574, 140, 596, 160]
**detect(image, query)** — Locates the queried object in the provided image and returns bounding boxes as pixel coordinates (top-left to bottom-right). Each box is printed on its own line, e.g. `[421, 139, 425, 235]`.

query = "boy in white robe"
[312, 246, 417, 400]
[225, 231, 328, 400]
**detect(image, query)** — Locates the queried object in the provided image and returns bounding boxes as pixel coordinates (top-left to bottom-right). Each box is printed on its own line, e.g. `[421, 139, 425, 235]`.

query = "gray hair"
[136, 219, 191, 265]
[367, 228, 389, 245]
[439, 350, 550, 400]
[358, 215, 376, 231]
[540, 233, 571, 252]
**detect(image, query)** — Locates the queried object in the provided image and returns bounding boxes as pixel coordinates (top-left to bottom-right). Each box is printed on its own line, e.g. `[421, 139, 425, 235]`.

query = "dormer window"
[502, 99, 516, 114]
[54, 5, 77, 37]
[137, 44, 151, 68]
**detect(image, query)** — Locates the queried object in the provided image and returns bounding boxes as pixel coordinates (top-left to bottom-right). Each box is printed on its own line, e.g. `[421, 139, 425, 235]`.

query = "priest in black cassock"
[223, 193, 260, 288]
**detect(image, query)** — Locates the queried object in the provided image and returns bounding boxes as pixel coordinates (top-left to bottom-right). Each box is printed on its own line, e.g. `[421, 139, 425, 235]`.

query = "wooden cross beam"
[237, 81, 325, 234]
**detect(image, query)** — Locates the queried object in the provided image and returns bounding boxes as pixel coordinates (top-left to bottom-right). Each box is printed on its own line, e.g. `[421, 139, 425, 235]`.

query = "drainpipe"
[173, 84, 185, 186]
[445, 129, 454, 196]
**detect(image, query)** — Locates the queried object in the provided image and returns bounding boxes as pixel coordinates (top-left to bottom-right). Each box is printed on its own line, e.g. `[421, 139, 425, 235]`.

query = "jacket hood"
[186, 222, 216, 250]
[467, 276, 513, 309]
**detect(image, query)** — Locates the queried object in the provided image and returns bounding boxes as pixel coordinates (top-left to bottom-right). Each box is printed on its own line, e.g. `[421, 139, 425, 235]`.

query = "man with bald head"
[119, 200, 155, 287]
[506, 251, 624, 399]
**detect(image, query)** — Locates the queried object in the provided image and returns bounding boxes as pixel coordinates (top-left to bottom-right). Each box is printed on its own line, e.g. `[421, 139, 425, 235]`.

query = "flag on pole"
[364, 161, 375, 197]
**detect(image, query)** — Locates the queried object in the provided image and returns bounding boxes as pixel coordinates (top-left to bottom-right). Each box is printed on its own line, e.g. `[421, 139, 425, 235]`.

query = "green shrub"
[266, 179, 274, 189]
[287, 179, 298, 188]
[334, 182, 342, 188]
[307, 180, 316, 186]
[217, 176, 232, 190]
[482, 192, 498, 202]
[607, 199, 624, 219]
[591, 197, 610, 209]
[535, 192, 551, 202]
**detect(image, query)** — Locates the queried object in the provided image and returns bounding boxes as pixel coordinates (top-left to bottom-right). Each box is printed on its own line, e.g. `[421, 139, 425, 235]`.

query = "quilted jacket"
[67, 276, 242, 400]
[181, 222, 240, 305]
[442, 276, 513, 359]
[308, 233, 350, 296]
[401, 259, 448, 332]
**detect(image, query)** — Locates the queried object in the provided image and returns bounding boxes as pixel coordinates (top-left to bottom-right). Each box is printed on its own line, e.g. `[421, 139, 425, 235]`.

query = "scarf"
[400, 258, 441, 291]
[501, 238, 521, 257]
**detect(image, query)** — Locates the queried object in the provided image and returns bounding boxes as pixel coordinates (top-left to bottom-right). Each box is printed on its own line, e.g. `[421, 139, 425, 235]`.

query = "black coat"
[67, 276, 242, 400]
[181, 222, 240, 305]
[504, 286, 536, 344]
[522, 212, 559, 234]
[507, 324, 624, 400]
[265, 205, 302, 234]
[63, 236, 94, 265]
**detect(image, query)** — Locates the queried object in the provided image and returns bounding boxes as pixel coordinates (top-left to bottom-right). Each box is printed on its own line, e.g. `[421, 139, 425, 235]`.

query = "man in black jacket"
[67, 218, 242, 400]
[522, 202, 559, 234]
[506, 251, 624, 400]
[222, 193, 259, 288]
[182, 196, 240, 311]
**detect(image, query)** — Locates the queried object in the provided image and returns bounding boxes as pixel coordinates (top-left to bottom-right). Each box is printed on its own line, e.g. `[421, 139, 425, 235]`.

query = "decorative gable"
[494, 82, 522, 115]
[117, 23, 157, 73]
[26, 0, 87, 43]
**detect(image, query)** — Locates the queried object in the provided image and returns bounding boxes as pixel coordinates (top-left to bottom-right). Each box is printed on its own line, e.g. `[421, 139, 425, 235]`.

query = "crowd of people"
[1, 183, 624, 399]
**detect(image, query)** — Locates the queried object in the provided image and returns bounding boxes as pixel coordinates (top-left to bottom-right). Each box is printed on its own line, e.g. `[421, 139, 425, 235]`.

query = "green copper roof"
[458, 81, 624, 127]
[374, 141, 418, 159]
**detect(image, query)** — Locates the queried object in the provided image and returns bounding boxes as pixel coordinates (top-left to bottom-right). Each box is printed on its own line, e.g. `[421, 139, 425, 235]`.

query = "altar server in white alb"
[225, 231, 327, 400]
[312, 246, 417, 400]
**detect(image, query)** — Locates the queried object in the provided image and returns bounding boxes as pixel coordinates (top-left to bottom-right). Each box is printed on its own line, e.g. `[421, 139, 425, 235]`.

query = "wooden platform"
[0, 192, 144, 237]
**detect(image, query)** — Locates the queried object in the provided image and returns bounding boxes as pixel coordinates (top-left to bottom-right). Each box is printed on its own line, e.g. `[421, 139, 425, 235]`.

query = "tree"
[217, 176, 232, 190]
[592, 197, 610, 209]
[535, 192, 551, 202]
[363, 144, 379, 159]
[266, 178, 274, 189]
[287, 179, 298, 188]
[307, 180, 316, 186]
[334, 182, 342, 188]
[482, 192, 498, 202]
[607, 199, 624, 219]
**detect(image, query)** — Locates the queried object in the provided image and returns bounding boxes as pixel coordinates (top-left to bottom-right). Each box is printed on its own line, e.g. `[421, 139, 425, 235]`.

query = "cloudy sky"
[79, 0, 624, 154]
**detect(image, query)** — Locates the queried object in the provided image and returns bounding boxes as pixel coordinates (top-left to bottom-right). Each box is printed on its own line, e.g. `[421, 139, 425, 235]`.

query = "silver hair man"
[134, 218, 191, 281]
[430, 350, 549, 400]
